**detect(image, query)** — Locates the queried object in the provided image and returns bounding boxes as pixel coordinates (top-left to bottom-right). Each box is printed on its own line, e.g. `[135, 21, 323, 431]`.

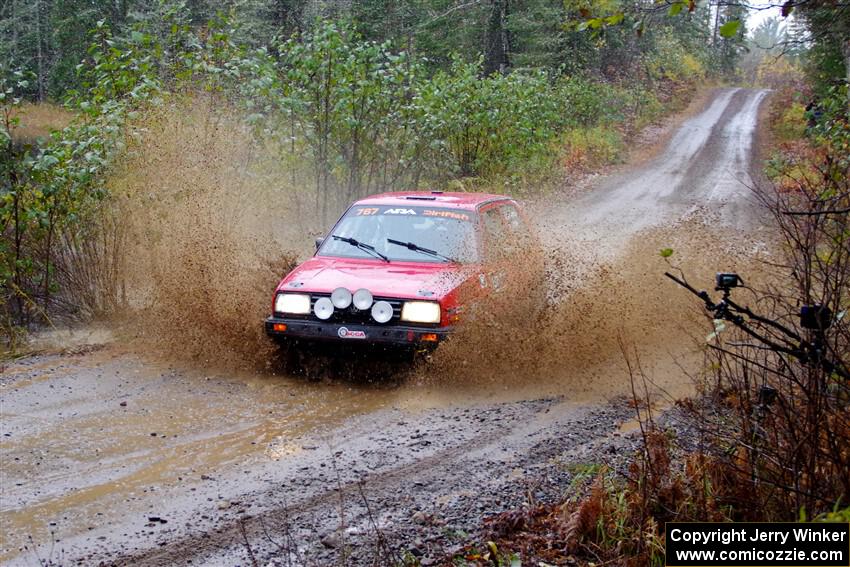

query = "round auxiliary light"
[331, 287, 353, 309]
[353, 288, 373, 310]
[313, 297, 334, 320]
[371, 300, 394, 324]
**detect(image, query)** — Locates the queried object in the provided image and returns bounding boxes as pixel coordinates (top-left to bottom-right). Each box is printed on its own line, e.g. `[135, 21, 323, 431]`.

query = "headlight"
[401, 301, 441, 324]
[275, 293, 311, 315]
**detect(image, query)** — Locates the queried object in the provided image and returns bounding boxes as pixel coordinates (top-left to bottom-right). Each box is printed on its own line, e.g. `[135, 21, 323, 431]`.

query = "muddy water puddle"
[0, 341, 616, 563]
[0, 347, 413, 561]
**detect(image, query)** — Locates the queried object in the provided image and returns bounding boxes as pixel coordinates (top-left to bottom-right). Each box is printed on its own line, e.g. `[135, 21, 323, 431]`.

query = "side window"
[500, 204, 522, 231]
[481, 207, 506, 262]
[500, 203, 533, 246]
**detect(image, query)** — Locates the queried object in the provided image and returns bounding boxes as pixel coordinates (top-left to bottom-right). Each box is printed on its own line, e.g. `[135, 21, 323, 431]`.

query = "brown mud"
[107, 100, 306, 370]
[0, 88, 773, 566]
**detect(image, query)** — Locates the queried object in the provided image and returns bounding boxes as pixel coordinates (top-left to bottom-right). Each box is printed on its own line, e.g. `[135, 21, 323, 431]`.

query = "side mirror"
[315, 236, 325, 250]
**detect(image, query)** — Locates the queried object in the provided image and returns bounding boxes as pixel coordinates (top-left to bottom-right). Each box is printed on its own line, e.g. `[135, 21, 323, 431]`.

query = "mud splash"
[106, 98, 310, 368]
[422, 220, 773, 403]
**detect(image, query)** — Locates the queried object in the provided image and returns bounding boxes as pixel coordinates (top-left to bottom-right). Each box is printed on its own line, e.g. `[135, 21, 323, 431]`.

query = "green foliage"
[791, 2, 850, 95]
[553, 76, 663, 170]
[643, 31, 706, 85]
[564, 0, 746, 78]
[718, 20, 740, 39]
[766, 84, 850, 185]
[816, 506, 850, 523]
[1, 70, 32, 345]
[274, 21, 430, 215]
[555, 76, 621, 128]
[808, 85, 850, 169]
[1, 19, 163, 337]
[561, 125, 624, 168]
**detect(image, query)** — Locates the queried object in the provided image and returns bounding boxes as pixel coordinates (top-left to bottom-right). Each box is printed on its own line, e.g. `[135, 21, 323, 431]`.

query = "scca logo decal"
[337, 327, 366, 339]
[383, 208, 417, 215]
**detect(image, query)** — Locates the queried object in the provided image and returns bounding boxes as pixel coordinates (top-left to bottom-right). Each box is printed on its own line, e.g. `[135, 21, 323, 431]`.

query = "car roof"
[354, 191, 512, 212]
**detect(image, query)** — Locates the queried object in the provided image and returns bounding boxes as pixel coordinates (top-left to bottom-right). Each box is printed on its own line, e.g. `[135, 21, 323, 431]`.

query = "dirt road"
[0, 88, 770, 566]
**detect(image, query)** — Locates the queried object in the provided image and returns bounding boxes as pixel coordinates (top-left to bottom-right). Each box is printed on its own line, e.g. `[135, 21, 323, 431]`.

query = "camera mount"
[664, 271, 849, 382]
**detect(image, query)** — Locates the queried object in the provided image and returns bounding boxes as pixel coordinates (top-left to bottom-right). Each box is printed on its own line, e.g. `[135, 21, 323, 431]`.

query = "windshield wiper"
[331, 235, 389, 262]
[387, 237, 456, 263]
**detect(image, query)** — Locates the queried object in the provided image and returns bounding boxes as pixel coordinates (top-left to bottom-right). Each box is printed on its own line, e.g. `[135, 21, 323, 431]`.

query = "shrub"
[775, 102, 807, 141]
[644, 31, 707, 85]
[415, 59, 561, 179]
[561, 125, 624, 169]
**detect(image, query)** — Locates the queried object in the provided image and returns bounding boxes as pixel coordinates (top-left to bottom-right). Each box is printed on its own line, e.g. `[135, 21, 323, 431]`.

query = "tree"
[483, 0, 510, 75]
[751, 16, 784, 52]
[792, 1, 850, 92]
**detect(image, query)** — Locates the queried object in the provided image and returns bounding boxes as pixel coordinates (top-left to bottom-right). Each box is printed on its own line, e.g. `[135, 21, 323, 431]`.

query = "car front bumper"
[264, 316, 450, 348]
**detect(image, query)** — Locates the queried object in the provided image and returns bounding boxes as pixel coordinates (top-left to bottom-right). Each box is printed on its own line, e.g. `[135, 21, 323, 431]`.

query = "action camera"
[715, 272, 742, 291]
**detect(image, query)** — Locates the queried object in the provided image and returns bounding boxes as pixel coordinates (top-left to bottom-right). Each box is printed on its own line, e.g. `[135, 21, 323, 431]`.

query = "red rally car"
[264, 191, 539, 351]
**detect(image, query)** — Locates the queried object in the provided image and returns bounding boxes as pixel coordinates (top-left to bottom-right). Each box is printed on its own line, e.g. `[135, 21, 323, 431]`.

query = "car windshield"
[318, 205, 479, 263]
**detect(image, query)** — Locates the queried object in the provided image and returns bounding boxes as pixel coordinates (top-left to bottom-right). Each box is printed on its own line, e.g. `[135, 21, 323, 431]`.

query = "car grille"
[308, 293, 404, 324]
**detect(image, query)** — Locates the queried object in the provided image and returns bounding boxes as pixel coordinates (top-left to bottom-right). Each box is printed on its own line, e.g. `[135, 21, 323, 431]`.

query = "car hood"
[278, 256, 473, 299]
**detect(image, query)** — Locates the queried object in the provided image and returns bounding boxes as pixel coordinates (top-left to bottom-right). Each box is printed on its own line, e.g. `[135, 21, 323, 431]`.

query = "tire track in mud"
[549, 87, 769, 252]
[91, 399, 637, 566]
[80, 398, 557, 565]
